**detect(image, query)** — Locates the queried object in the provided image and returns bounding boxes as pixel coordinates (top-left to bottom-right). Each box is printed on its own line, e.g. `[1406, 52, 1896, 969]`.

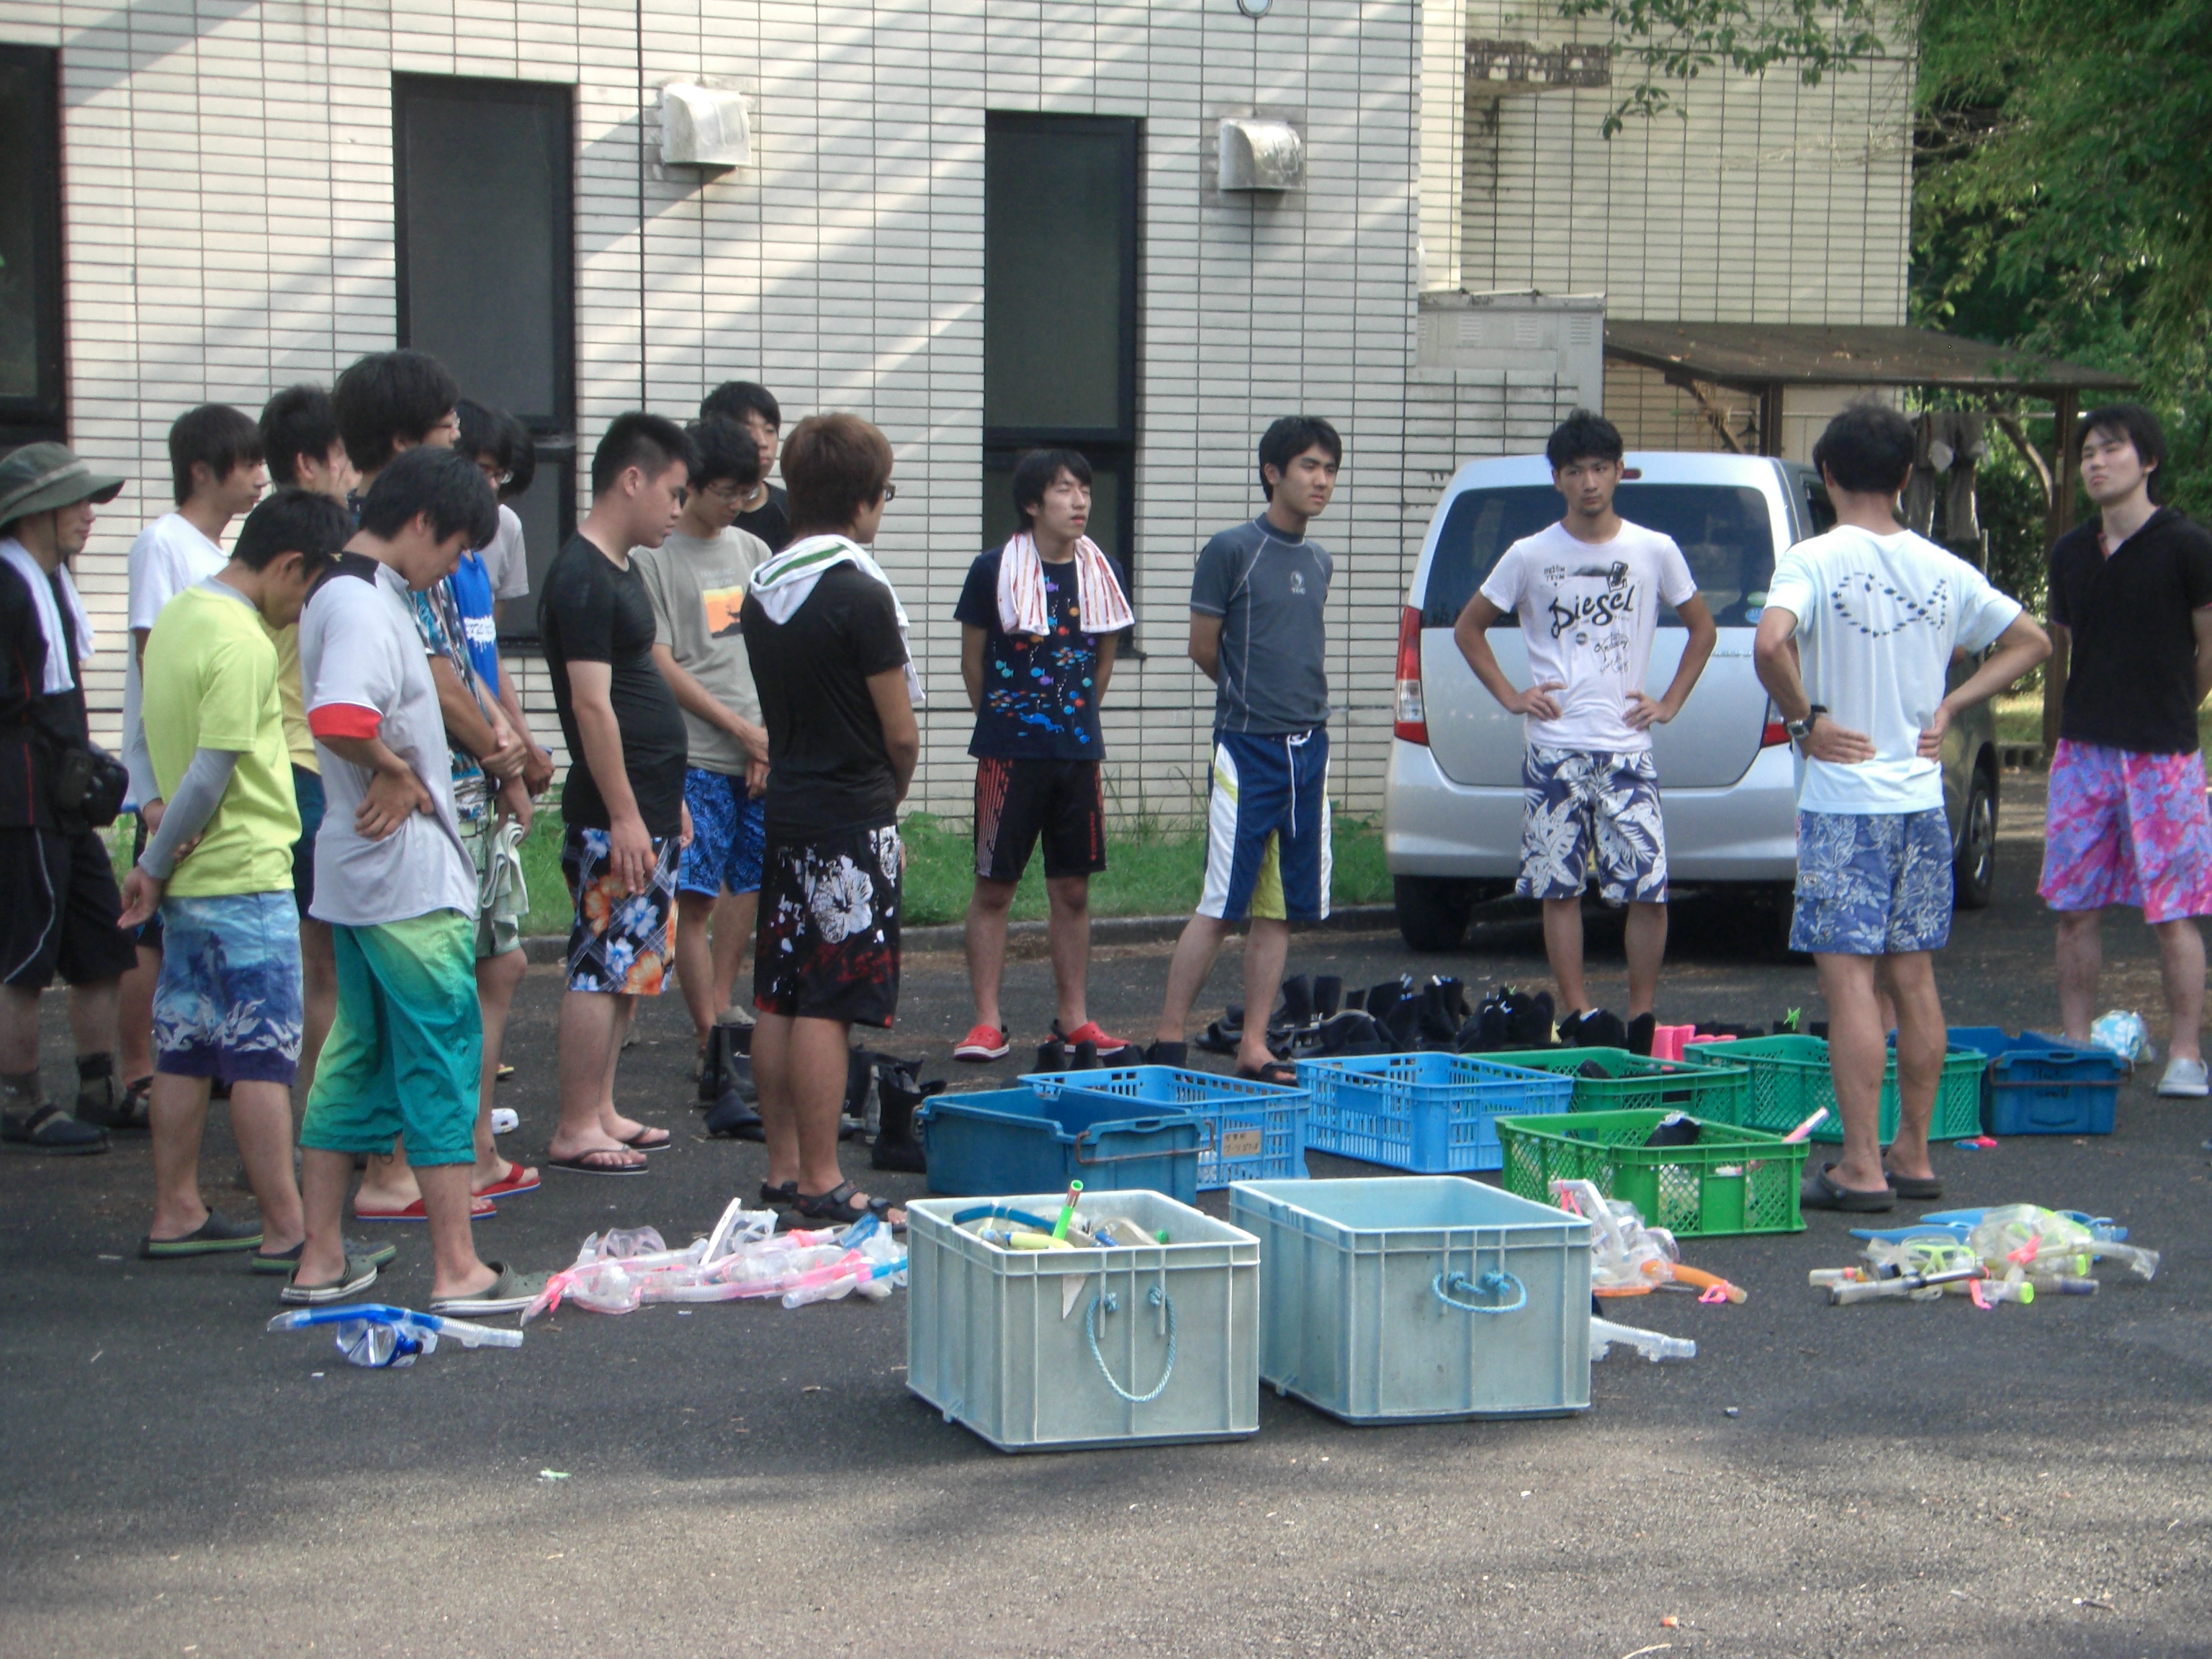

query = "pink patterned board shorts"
[2039, 739, 2212, 923]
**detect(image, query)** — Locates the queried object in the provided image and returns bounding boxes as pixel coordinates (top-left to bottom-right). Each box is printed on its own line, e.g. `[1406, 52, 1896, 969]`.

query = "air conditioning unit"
[660, 84, 752, 169]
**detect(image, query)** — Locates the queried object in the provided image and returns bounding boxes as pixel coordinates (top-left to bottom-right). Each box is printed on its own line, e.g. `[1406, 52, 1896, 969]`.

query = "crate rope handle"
[1085, 1284, 1177, 1403]
[1432, 1268, 1526, 1315]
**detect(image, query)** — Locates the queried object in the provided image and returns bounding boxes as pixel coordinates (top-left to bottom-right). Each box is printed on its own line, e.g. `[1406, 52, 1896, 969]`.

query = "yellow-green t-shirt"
[141, 581, 301, 897]
[266, 620, 319, 774]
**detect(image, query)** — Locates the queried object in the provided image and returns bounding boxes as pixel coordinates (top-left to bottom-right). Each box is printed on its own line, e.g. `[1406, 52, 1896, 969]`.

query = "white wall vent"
[1218, 117, 1305, 192]
[660, 84, 752, 169]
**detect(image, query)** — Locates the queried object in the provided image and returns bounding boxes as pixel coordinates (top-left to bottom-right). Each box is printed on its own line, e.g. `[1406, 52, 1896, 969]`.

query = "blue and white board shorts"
[1198, 729, 1331, 923]
[1790, 808, 1954, 956]
[153, 891, 305, 1084]
[1518, 746, 1668, 905]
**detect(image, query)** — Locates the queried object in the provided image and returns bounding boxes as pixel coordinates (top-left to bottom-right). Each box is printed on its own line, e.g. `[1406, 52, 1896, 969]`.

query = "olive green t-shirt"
[631, 526, 770, 776]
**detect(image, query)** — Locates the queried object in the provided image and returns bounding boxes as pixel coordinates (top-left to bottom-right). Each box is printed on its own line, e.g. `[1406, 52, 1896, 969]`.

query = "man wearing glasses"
[633, 417, 775, 1094]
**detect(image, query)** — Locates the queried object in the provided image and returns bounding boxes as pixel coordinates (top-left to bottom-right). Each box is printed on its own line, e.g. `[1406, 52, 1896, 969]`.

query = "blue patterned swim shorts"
[1518, 746, 1668, 905]
[1790, 808, 1954, 956]
[678, 767, 766, 899]
[153, 891, 305, 1084]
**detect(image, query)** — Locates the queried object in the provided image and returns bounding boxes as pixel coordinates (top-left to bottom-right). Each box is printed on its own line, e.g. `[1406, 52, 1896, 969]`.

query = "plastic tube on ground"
[1590, 1316, 1696, 1362]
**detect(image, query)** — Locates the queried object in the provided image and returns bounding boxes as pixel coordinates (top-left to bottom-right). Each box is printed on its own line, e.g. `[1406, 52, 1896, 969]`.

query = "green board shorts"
[301, 909, 482, 1166]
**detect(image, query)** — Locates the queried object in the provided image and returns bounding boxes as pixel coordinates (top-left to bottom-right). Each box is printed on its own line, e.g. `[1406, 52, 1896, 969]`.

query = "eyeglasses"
[476, 461, 513, 488]
[880, 483, 897, 504]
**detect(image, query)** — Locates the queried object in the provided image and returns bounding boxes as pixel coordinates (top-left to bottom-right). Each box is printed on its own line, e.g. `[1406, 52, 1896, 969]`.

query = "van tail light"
[1761, 700, 1789, 747]
[1394, 606, 1429, 745]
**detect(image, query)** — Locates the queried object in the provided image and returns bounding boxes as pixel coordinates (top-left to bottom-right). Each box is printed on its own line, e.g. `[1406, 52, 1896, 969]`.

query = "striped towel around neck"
[994, 532, 1133, 639]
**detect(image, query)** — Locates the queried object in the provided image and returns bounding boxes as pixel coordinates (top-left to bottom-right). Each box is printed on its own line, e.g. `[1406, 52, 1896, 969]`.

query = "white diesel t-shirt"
[1765, 526, 2021, 814]
[1478, 518, 1700, 752]
[123, 512, 229, 804]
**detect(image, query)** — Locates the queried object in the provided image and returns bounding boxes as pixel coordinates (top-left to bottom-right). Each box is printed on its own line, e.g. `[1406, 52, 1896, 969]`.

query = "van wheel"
[1394, 876, 1478, 953]
[1954, 764, 1997, 911]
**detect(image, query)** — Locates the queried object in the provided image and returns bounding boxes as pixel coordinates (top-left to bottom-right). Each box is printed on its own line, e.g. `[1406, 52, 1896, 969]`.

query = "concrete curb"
[520, 902, 1400, 964]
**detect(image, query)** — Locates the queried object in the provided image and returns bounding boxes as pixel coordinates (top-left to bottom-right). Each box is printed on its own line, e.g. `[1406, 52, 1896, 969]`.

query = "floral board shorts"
[153, 891, 304, 1084]
[1518, 746, 1668, 904]
[1791, 808, 1954, 956]
[753, 824, 902, 1029]
[678, 767, 766, 899]
[561, 825, 680, 995]
[2038, 739, 2212, 924]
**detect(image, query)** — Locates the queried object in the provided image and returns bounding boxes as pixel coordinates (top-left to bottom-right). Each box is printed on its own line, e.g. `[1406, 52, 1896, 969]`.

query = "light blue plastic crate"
[1950, 1026, 2127, 1136]
[905, 1190, 1261, 1453]
[1293, 1052, 1575, 1172]
[916, 1086, 1202, 1203]
[1023, 1064, 1308, 1190]
[1229, 1177, 1593, 1424]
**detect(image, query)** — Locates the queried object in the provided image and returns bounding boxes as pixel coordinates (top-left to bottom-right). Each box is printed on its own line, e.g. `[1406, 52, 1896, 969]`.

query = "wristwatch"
[1785, 706, 1827, 743]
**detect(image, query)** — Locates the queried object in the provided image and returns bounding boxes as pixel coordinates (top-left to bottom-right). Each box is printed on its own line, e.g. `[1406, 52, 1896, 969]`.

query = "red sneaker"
[1055, 1020, 1136, 1061]
[953, 1023, 1012, 1062]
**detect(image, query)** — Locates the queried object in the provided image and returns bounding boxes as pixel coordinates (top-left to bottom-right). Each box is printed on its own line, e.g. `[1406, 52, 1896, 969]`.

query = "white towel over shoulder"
[994, 532, 1133, 639]
[0, 537, 95, 694]
[747, 534, 925, 706]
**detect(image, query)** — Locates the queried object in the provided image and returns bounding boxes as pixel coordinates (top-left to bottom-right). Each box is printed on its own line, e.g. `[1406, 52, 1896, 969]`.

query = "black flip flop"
[796, 1179, 905, 1233]
[619, 1126, 673, 1151]
[1884, 1166, 1944, 1201]
[547, 1150, 649, 1176]
[1801, 1162, 1895, 1213]
[1235, 1059, 1299, 1087]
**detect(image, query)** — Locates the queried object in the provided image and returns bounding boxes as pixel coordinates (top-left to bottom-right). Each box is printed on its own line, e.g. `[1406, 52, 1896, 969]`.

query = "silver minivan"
[1384, 451, 2001, 951]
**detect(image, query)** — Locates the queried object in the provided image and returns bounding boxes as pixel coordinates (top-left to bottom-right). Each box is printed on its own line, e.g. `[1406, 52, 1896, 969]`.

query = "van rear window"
[1418, 484, 1776, 627]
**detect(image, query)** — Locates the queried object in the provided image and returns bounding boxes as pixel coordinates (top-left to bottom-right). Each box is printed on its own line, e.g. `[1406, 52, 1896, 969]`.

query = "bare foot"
[548, 1137, 647, 1172]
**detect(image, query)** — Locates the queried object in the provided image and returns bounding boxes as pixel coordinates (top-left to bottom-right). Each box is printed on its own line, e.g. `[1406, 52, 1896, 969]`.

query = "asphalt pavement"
[5, 773, 2210, 1658]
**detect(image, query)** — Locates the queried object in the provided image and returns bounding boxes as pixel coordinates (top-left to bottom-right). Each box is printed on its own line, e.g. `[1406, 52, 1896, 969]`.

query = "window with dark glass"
[982, 113, 1141, 593]
[0, 45, 66, 452]
[393, 73, 575, 634]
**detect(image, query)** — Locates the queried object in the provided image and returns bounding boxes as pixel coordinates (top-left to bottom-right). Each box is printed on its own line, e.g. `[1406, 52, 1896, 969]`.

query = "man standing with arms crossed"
[1755, 404, 2048, 1210]
[1148, 417, 1340, 1083]
[1452, 410, 1717, 1051]
[2038, 403, 2212, 1097]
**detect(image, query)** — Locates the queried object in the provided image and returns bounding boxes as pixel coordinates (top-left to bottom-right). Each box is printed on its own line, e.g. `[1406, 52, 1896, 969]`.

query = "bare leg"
[1816, 953, 1890, 1193]
[674, 889, 720, 1049]
[118, 944, 159, 1086]
[229, 1079, 305, 1252]
[295, 1147, 357, 1287]
[595, 996, 657, 1143]
[1878, 952, 1945, 1183]
[964, 876, 1019, 1032]
[0, 984, 41, 1076]
[66, 979, 120, 1063]
[1237, 918, 1291, 1074]
[1542, 898, 1590, 1015]
[147, 1074, 215, 1239]
[297, 919, 336, 1103]
[549, 990, 642, 1166]
[471, 947, 531, 1190]
[2154, 917, 2206, 1064]
[1622, 902, 1668, 1019]
[756, 1010, 900, 1220]
[1045, 875, 1092, 1031]
[1156, 914, 1235, 1043]
[711, 891, 755, 1017]
[2055, 909, 2103, 1043]
[752, 1010, 801, 1184]
[417, 1163, 497, 1300]
[354, 1139, 418, 1211]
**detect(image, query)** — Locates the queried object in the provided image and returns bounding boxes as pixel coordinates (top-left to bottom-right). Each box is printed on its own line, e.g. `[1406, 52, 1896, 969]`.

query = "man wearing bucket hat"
[0, 443, 138, 1154]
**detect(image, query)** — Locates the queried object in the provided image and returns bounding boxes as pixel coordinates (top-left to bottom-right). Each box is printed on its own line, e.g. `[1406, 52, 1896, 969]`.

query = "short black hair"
[230, 487, 352, 577]
[684, 416, 764, 493]
[499, 412, 536, 502]
[455, 398, 517, 477]
[590, 412, 697, 498]
[168, 404, 264, 505]
[356, 445, 498, 549]
[701, 381, 781, 431]
[1256, 415, 1341, 500]
[1545, 409, 1624, 470]
[1012, 448, 1093, 531]
[2078, 402, 2167, 502]
[258, 385, 341, 492]
[1812, 403, 1917, 495]
[333, 349, 459, 475]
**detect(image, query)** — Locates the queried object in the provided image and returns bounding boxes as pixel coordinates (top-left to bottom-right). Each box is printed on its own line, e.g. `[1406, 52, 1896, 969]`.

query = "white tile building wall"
[2, 0, 1585, 829]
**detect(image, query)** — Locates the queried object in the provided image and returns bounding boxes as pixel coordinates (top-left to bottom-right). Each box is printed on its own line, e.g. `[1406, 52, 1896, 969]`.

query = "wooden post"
[1758, 382, 1785, 457]
[2041, 388, 2080, 755]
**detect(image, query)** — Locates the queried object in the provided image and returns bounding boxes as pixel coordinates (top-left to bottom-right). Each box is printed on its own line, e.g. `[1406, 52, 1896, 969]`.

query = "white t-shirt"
[1478, 518, 1700, 752]
[1765, 526, 2021, 814]
[482, 503, 530, 601]
[299, 554, 476, 927]
[123, 512, 229, 804]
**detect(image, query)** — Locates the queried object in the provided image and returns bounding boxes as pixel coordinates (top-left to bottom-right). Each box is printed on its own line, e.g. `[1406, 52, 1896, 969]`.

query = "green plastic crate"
[1494, 1109, 1809, 1237]
[1491, 1047, 1749, 1120]
[1681, 1035, 1987, 1143]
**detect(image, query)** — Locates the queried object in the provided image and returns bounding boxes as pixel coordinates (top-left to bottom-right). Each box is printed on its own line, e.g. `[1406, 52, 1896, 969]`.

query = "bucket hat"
[0, 443, 127, 529]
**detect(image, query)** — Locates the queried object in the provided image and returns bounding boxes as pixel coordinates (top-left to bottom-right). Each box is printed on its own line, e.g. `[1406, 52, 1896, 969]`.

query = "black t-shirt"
[953, 547, 1125, 760]
[538, 534, 689, 837]
[2049, 508, 2212, 754]
[734, 485, 791, 554]
[739, 563, 909, 837]
[0, 559, 90, 830]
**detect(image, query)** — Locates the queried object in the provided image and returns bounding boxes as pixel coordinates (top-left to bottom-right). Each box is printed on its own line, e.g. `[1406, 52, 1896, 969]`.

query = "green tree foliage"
[1557, 0, 1891, 135]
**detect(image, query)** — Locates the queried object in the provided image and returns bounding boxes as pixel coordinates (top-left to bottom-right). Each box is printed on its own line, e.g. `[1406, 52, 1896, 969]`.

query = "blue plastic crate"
[916, 1085, 1202, 1202]
[1229, 1177, 1593, 1424]
[1292, 1052, 1575, 1173]
[1949, 1027, 2127, 1136]
[1023, 1065, 1308, 1190]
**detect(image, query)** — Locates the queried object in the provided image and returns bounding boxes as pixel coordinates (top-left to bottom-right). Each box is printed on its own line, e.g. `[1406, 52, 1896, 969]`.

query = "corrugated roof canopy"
[1604, 320, 2135, 396]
